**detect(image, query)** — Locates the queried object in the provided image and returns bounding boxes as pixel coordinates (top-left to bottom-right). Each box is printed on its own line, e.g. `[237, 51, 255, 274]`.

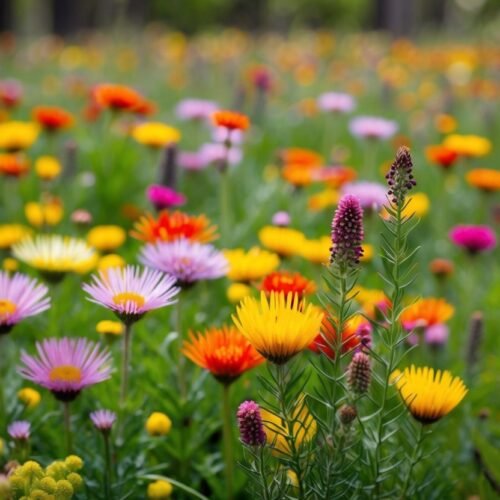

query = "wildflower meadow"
[0, 15, 499, 500]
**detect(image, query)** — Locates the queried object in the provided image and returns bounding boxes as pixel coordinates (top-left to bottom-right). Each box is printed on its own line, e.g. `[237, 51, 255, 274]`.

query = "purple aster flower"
[0, 271, 50, 335]
[341, 181, 387, 212]
[349, 116, 398, 140]
[271, 211, 291, 227]
[424, 324, 449, 346]
[90, 409, 117, 432]
[175, 99, 218, 122]
[449, 225, 497, 254]
[19, 337, 112, 401]
[386, 146, 416, 207]
[140, 238, 228, 288]
[147, 184, 186, 211]
[83, 266, 180, 324]
[199, 143, 243, 167]
[317, 92, 356, 114]
[330, 194, 364, 267]
[237, 400, 266, 447]
[8, 420, 30, 441]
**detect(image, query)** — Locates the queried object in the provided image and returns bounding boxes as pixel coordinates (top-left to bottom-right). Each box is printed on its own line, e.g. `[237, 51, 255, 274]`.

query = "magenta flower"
[83, 266, 180, 324]
[317, 92, 355, 114]
[90, 409, 117, 432]
[237, 401, 266, 447]
[349, 116, 398, 140]
[449, 225, 497, 254]
[175, 99, 218, 121]
[330, 194, 364, 267]
[140, 239, 228, 288]
[147, 184, 186, 210]
[8, 420, 30, 441]
[341, 181, 387, 212]
[0, 271, 50, 335]
[19, 337, 112, 401]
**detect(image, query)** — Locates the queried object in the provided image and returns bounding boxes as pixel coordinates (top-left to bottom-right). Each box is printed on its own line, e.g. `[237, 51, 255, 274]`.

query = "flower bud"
[347, 352, 371, 394]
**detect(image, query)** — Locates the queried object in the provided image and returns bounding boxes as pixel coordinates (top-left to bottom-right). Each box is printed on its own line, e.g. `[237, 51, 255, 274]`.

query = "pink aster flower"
[272, 211, 291, 227]
[175, 99, 218, 121]
[449, 225, 497, 254]
[349, 116, 398, 141]
[83, 266, 180, 324]
[199, 143, 243, 167]
[8, 420, 31, 441]
[317, 92, 356, 114]
[140, 238, 228, 288]
[19, 337, 112, 401]
[424, 324, 449, 346]
[90, 409, 117, 432]
[212, 127, 244, 145]
[341, 181, 387, 212]
[0, 271, 50, 335]
[178, 151, 209, 171]
[147, 184, 186, 210]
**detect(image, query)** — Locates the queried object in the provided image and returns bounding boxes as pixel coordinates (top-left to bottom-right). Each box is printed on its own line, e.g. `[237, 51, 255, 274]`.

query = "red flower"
[260, 271, 316, 298]
[213, 110, 250, 131]
[33, 106, 74, 131]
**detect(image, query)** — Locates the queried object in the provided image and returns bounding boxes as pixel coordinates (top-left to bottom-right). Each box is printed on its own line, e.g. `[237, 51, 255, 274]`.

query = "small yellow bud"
[55, 479, 74, 498]
[64, 455, 83, 472]
[227, 283, 252, 304]
[147, 479, 173, 499]
[39, 476, 57, 493]
[29, 489, 49, 499]
[3, 257, 18, 272]
[66, 472, 83, 490]
[8, 475, 26, 491]
[18, 387, 42, 408]
[97, 253, 126, 271]
[96, 320, 124, 336]
[145, 412, 172, 437]
[35, 156, 62, 181]
[87, 225, 126, 252]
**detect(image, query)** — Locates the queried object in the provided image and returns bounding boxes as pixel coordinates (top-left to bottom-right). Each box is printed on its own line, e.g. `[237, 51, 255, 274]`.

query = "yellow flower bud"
[55, 479, 73, 499]
[35, 156, 62, 181]
[97, 254, 126, 271]
[39, 476, 57, 493]
[145, 412, 172, 436]
[96, 320, 124, 336]
[66, 472, 83, 490]
[147, 479, 173, 499]
[18, 387, 42, 408]
[64, 455, 83, 472]
[28, 489, 49, 499]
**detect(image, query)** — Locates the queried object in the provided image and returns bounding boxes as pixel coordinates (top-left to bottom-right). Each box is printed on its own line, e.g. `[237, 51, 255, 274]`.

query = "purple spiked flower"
[8, 420, 31, 441]
[330, 194, 364, 267]
[0, 271, 50, 335]
[237, 400, 266, 447]
[449, 225, 497, 254]
[386, 146, 416, 207]
[18, 337, 112, 402]
[347, 351, 371, 394]
[90, 409, 117, 433]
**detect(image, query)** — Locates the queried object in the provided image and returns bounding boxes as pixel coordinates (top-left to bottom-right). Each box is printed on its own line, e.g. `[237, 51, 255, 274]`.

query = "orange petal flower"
[93, 83, 144, 112]
[466, 168, 500, 192]
[425, 145, 458, 169]
[131, 210, 217, 243]
[401, 298, 454, 329]
[212, 110, 250, 131]
[32, 106, 74, 131]
[260, 271, 316, 298]
[0, 153, 29, 177]
[183, 325, 264, 384]
[279, 148, 323, 168]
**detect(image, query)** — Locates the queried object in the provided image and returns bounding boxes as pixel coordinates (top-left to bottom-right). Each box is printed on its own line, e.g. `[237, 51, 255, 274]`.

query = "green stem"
[222, 384, 234, 500]
[120, 323, 133, 407]
[219, 168, 230, 247]
[176, 297, 186, 399]
[63, 402, 72, 455]
[103, 433, 113, 499]
[258, 446, 271, 500]
[399, 424, 425, 499]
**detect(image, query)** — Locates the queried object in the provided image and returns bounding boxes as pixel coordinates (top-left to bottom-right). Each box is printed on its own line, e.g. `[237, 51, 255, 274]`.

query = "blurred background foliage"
[1, 0, 500, 37]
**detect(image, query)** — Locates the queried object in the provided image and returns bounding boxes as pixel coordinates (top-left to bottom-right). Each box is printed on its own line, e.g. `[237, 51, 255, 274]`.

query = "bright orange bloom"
[401, 298, 454, 329]
[466, 168, 500, 192]
[183, 325, 264, 384]
[429, 259, 454, 278]
[280, 148, 323, 168]
[260, 271, 316, 298]
[93, 84, 144, 112]
[32, 106, 74, 131]
[212, 110, 250, 131]
[425, 145, 458, 169]
[313, 166, 357, 188]
[282, 164, 316, 186]
[309, 313, 370, 358]
[133, 98, 157, 116]
[131, 210, 217, 243]
[0, 153, 29, 177]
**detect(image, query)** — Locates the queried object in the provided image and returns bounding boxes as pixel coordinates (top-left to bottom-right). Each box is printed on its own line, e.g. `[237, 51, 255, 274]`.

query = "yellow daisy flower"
[132, 122, 181, 148]
[223, 247, 279, 282]
[258, 226, 306, 257]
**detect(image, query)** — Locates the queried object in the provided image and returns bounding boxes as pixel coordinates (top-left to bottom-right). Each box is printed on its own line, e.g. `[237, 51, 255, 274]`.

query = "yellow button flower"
[443, 134, 491, 158]
[146, 412, 172, 436]
[224, 247, 279, 282]
[87, 225, 126, 252]
[0, 121, 39, 151]
[97, 254, 126, 271]
[132, 122, 181, 148]
[25, 198, 63, 227]
[96, 320, 124, 336]
[35, 156, 62, 181]
[147, 479, 173, 499]
[227, 282, 252, 303]
[18, 388, 42, 408]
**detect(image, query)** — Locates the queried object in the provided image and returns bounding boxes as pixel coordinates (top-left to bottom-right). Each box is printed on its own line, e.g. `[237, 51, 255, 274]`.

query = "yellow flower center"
[214, 345, 244, 364]
[112, 292, 145, 307]
[49, 365, 82, 383]
[0, 299, 16, 318]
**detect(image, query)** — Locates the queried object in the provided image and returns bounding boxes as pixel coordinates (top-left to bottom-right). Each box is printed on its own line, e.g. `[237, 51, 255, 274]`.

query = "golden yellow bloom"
[0, 224, 32, 249]
[258, 226, 306, 257]
[35, 156, 62, 181]
[3, 257, 18, 272]
[18, 388, 41, 408]
[443, 134, 491, 158]
[146, 412, 172, 436]
[298, 236, 331, 265]
[224, 247, 279, 282]
[97, 254, 126, 271]
[391, 365, 467, 424]
[0, 121, 39, 151]
[261, 397, 317, 455]
[308, 189, 340, 212]
[227, 282, 252, 303]
[96, 320, 124, 336]
[25, 198, 63, 227]
[403, 192, 430, 218]
[87, 225, 126, 252]
[434, 114, 457, 134]
[232, 292, 323, 364]
[466, 168, 500, 192]
[132, 122, 181, 148]
[147, 480, 173, 499]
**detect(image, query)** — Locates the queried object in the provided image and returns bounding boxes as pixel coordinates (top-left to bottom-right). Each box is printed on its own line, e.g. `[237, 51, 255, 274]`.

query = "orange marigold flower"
[32, 106, 74, 131]
[131, 210, 217, 243]
[282, 164, 316, 187]
[0, 153, 29, 177]
[466, 168, 500, 192]
[183, 325, 264, 384]
[260, 271, 316, 298]
[312, 166, 357, 188]
[429, 258, 454, 278]
[425, 145, 458, 169]
[94, 83, 144, 112]
[212, 110, 250, 131]
[279, 148, 323, 168]
[401, 298, 454, 330]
